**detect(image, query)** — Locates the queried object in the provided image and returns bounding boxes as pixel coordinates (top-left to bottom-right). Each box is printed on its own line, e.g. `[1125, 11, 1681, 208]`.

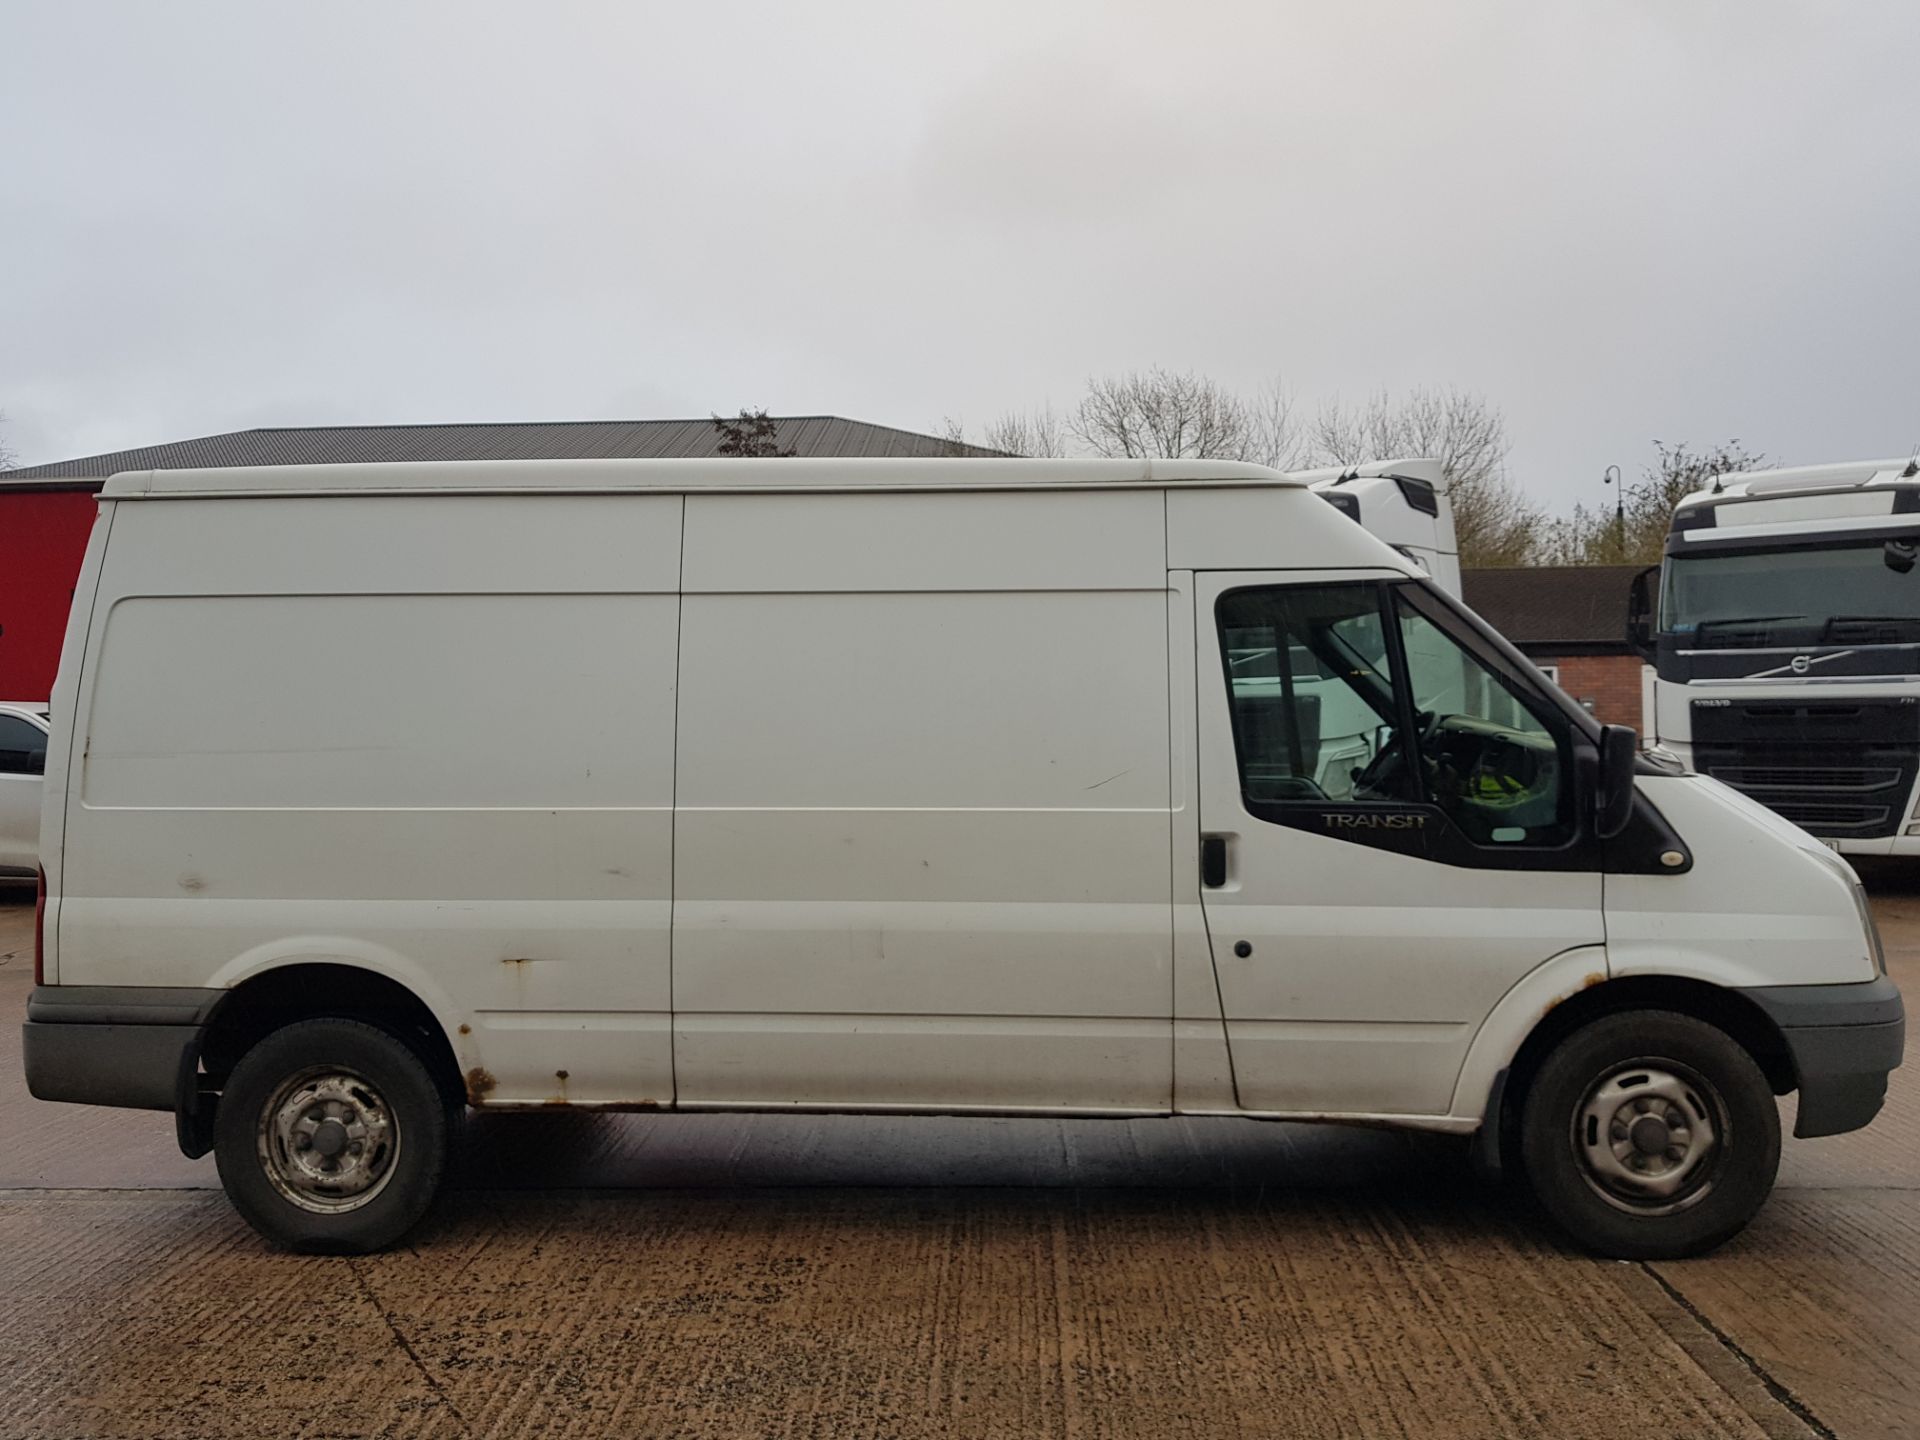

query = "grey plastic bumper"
[22, 986, 223, 1114]
[1740, 976, 1906, 1139]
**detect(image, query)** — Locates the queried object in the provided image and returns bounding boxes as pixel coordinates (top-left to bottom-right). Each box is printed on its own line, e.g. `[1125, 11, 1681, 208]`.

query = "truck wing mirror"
[1625, 566, 1658, 660]
[1595, 724, 1638, 840]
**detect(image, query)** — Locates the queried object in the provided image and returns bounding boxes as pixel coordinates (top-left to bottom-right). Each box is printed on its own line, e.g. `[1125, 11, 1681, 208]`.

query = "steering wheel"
[1351, 710, 1441, 799]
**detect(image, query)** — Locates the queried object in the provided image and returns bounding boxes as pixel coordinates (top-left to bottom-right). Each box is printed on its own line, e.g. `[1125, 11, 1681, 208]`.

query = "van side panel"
[672, 490, 1174, 1111]
[60, 495, 684, 1105]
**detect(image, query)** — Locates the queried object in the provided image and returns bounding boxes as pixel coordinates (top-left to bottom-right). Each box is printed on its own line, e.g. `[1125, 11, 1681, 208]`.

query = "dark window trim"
[1319, 491, 1361, 524]
[1664, 526, 1920, 560]
[1210, 577, 1687, 873]
[1389, 473, 1440, 517]
[1377, 581, 1431, 805]
[1214, 578, 1591, 868]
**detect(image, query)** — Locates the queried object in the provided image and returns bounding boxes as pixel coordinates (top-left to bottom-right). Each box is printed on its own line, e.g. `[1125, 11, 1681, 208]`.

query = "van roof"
[99, 457, 1299, 499]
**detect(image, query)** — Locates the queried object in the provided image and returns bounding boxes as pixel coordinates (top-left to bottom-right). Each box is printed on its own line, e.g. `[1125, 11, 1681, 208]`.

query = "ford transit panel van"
[22, 458, 1903, 1256]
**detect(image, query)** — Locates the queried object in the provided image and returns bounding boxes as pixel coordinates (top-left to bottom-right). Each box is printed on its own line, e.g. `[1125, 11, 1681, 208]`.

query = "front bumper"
[22, 986, 222, 1114]
[1741, 976, 1906, 1138]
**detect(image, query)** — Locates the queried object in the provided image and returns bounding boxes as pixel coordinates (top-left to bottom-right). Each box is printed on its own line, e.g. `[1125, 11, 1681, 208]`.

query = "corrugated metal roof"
[1, 416, 997, 482]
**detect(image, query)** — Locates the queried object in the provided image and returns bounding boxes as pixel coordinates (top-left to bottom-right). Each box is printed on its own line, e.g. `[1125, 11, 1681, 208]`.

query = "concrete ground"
[1, 876, 1915, 1440]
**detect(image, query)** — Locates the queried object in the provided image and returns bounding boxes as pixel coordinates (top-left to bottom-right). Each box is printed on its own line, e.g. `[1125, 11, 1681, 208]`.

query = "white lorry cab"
[1305, 457, 1462, 598]
[1630, 457, 1920, 856]
[23, 458, 1903, 1257]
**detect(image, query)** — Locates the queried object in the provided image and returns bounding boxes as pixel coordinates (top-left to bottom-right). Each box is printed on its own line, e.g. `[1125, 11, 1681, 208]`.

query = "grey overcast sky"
[3, 1, 1916, 508]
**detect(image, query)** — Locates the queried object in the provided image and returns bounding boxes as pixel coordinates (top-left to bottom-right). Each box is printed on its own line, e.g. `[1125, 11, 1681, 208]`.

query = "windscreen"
[1662, 541, 1920, 647]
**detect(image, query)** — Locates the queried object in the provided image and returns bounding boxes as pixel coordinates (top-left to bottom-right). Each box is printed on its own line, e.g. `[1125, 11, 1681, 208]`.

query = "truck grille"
[1692, 698, 1920, 839]
[1708, 764, 1905, 793]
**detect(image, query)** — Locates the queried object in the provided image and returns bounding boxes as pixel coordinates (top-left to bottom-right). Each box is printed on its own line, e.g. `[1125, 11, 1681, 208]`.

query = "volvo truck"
[1630, 455, 1920, 855]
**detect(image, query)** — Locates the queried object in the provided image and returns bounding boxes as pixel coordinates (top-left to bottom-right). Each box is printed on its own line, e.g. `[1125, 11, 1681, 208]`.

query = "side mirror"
[1625, 565, 1659, 660]
[1595, 724, 1638, 840]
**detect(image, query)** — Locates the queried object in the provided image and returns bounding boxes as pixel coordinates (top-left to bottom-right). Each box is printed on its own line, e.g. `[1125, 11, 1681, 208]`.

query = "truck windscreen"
[1663, 540, 1920, 648]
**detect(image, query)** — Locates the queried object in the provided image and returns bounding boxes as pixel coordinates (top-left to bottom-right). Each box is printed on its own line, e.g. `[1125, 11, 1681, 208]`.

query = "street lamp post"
[1602, 464, 1624, 561]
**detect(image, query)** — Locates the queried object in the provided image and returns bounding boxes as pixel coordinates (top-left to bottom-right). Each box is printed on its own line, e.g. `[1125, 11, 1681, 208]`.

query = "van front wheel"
[214, 1019, 449, 1253]
[1520, 1011, 1780, 1260]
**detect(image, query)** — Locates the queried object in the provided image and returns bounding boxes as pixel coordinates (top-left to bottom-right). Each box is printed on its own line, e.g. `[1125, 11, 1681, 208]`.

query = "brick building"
[1461, 565, 1648, 730]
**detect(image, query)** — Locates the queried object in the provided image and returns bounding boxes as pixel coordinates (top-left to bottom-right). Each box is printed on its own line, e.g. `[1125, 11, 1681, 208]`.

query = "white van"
[23, 458, 1903, 1257]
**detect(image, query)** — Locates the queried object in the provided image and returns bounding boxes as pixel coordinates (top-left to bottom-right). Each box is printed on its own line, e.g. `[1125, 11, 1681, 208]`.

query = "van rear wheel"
[214, 1018, 449, 1253]
[1520, 1010, 1780, 1260]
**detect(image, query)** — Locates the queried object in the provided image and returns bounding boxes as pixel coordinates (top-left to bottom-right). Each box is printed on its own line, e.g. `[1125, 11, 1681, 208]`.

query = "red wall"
[1539, 653, 1646, 730]
[0, 489, 100, 702]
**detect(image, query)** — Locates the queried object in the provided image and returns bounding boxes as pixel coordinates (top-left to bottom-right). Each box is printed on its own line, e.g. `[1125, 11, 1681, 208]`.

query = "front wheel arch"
[1487, 975, 1795, 1174]
[1518, 1008, 1782, 1257]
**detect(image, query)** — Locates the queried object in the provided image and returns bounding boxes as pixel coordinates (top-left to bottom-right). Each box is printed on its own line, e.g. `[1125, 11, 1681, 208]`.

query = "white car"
[0, 702, 50, 880]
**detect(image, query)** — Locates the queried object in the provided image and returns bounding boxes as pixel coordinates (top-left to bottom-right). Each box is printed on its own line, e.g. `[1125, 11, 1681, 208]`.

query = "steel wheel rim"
[257, 1066, 402, 1214]
[1571, 1057, 1725, 1216]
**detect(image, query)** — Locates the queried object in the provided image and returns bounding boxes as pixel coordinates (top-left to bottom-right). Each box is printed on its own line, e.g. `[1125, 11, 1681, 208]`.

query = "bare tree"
[712, 408, 797, 457]
[980, 406, 1070, 459]
[1070, 367, 1266, 462]
[936, 417, 974, 456]
[1311, 387, 1541, 566]
[947, 375, 1302, 467]
[1537, 440, 1767, 566]
[1248, 378, 1307, 470]
[0, 412, 15, 471]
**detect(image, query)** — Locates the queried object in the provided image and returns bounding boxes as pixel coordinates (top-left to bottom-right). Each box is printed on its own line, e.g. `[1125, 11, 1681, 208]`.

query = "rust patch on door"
[464, 1067, 497, 1105]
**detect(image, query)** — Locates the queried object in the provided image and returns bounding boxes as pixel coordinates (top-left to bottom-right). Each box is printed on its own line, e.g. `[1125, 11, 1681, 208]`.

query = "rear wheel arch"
[201, 962, 463, 1113]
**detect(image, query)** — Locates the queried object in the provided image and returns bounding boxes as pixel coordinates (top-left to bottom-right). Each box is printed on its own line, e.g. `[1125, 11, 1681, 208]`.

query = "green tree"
[712, 408, 797, 457]
[1539, 441, 1766, 566]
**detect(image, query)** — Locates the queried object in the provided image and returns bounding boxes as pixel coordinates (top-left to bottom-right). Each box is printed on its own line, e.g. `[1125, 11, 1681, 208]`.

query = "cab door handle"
[1201, 835, 1228, 889]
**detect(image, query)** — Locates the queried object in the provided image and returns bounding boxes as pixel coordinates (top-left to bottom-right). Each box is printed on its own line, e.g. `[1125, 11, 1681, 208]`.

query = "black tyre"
[214, 1018, 449, 1254]
[1520, 1010, 1780, 1260]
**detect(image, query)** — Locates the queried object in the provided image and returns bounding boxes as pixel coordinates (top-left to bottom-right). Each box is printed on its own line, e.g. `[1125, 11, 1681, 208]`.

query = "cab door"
[1194, 572, 1604, 1117]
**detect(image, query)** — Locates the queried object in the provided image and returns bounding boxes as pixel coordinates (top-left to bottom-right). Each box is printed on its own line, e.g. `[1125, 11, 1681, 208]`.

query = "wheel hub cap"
[258, 1070, 401, 1214]
[1628, 1114, 1671, 1156]
[1576, 1064, 1720, 1211]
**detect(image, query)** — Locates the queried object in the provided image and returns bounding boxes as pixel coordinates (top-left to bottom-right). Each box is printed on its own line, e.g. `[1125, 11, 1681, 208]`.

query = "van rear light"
[34, 866, 47, 986]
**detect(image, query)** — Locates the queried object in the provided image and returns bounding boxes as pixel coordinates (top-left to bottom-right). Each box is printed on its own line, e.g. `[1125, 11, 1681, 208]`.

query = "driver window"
[1218, 583, 1577, 853]
[1218, 584, 1415, 805]
[1393, 592, 1573, 846]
